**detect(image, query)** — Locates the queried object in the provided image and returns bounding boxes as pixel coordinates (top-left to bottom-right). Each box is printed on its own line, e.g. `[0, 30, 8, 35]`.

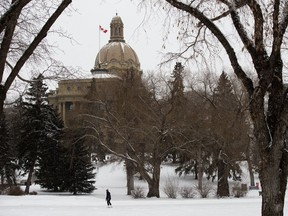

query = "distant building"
[48, 14, 142, 126]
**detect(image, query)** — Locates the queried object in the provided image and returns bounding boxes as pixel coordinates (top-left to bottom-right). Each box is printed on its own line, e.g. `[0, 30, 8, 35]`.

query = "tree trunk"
[197, 146, 204, 190]
[257, 131, 288, 216]
[146, 160, 161, 198]
[217, 159, 229, 197]
[197, 160, 204, 192]
[248, 84, 288, 216]
[24, 162, 35, 194]
[194, 161, 198, 180]
[0, 89, 5, 117]
[172, 151, 177, 163]
[134, 157, 161, 198]
[147, 180, 160, 198]
[247, 159, 255, 187]
[126, 159, 134, 195]
[260, 163, 287, 216]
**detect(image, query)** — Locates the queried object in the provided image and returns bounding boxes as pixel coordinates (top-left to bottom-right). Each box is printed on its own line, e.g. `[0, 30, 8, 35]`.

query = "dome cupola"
[109, 14, 125, 43]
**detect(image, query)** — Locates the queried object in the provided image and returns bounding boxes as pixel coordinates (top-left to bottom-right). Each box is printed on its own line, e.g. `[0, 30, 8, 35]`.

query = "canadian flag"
[99, 25, 108, 33]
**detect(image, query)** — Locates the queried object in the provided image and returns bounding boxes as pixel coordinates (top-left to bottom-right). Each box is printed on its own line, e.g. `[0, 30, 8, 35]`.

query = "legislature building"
[48, 14, 142, 126]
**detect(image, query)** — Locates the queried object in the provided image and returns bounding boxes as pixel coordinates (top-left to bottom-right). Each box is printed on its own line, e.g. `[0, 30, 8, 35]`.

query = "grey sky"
[51, 0, 170, 74]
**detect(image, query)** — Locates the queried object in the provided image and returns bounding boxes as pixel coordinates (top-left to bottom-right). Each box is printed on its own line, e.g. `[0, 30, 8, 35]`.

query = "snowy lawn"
[1, 162, 287, 216]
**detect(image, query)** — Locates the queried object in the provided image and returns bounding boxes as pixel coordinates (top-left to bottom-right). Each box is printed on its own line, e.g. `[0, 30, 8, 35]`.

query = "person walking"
[106, 189, 112, 207]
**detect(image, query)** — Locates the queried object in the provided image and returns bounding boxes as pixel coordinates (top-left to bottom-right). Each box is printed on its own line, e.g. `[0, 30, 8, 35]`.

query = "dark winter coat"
[106, 190, 111, 201]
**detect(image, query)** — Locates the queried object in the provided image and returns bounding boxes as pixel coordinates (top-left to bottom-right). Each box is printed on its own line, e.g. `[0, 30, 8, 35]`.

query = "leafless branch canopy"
[0, 0, 73, 112]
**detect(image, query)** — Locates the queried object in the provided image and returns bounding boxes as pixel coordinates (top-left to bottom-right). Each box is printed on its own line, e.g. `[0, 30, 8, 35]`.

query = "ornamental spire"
[109, 14, 125, 42]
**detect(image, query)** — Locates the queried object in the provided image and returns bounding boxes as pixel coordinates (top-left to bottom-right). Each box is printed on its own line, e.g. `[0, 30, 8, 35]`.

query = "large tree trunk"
[217, 159, 229, 197]
[147, 180, 160, 198]
[146, 165, 161, 197]
[258, 135, 288, 216]
[251, 90, 288, 216]
[260, 168, 287, 216]
[134, 157, 161, 198]
[125, 159, 135, 195]
[146, 160, 161, 198]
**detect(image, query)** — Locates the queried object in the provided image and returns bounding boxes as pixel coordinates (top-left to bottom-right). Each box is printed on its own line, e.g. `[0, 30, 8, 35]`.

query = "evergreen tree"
[35, 108, 66, 191]
[65, 129, 95, 195]
[18, 74, 64, 193]
[169, 62, 186, 112]
[214, 72, 237, 111]
[169, 62, 187, 163]
[210, 72, 248, 197]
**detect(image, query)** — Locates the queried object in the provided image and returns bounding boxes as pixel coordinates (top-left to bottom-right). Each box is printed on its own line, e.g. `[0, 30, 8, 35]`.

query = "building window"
[65, 102, 74, 111]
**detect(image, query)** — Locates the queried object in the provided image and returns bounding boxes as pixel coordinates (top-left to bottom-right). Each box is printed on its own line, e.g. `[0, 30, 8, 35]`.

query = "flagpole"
[98, 25, 108, 68]
[99, 25, 101, 65]
[99, 25, 101, 52]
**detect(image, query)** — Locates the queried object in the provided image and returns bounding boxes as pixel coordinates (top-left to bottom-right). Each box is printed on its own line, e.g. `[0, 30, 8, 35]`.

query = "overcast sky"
[50, 0, 247, 80]
[51, 0, 173, 75]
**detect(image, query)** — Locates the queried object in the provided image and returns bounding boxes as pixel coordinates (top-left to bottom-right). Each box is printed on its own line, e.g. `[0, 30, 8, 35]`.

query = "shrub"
[163, 176, 179, 199]
[232, 183, 248, 198]
[197, 182, 214, 198]
[0, 184, 10, 195]
[29, 191, 38, 195]
[179, 186, 197, 198]
[131, 186, 145, 199]
[8, 186, 24, 196]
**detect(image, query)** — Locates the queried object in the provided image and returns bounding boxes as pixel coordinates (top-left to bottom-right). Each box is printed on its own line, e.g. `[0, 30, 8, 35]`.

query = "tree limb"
[211, 0, 247, 22]
[246, 0, 265, 54]
[3, 0, 72, 94]
[5, 60, 32, 83]
[0, 0, 31, 34]
[228, 2, 257, 60]
[0, 1, 24, 83]
[164, 0, 254, 96]
[274, 1, 288, 55]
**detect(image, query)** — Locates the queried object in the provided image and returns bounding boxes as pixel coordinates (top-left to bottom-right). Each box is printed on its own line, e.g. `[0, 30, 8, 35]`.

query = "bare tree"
[140, 0, 288, 215]
[0, 0, 72, 115]
[83, 71, 188, 198]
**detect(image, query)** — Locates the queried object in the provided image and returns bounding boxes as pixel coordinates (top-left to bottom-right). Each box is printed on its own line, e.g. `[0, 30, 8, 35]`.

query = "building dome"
[93, 42, 140, 71]
[91, 14, 141, 75]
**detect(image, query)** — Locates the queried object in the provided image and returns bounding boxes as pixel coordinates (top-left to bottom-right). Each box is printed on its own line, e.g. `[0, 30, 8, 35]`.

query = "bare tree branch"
[0, 0, 31, 34]
[165, 0, 254, 96]
[4, 0, 72, 93]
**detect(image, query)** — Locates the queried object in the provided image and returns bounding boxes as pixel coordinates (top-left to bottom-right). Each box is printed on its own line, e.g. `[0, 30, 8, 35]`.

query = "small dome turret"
[109, 14, 125, 43]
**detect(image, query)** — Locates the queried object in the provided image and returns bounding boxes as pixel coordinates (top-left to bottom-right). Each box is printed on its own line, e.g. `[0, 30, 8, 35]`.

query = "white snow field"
[1, 162, 287, 216]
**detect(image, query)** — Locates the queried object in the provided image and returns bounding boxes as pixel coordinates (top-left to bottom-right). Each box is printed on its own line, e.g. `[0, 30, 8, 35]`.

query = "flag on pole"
[99, 25, 108, 33]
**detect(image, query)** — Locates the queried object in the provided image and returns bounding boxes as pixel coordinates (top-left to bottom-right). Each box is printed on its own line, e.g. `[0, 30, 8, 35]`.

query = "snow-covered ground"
[1, 162, 287, 216]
